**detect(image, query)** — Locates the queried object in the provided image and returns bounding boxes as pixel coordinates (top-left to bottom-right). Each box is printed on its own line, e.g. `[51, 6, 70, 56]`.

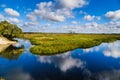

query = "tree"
[0, 20, 23, 40]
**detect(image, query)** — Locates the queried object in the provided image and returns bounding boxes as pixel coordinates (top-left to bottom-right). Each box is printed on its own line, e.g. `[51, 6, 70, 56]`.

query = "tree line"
[0, 20, 23, 40]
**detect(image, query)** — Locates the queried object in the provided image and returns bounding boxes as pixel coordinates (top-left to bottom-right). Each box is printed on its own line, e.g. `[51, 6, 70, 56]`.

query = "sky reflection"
[0, 40, 120, 80]
[37, 51, 85, 72]
[83, 41, 120, 59]
[103, 41, 120, 58]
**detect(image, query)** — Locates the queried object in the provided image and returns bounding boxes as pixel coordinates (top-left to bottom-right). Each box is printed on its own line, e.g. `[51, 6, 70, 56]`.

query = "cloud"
[0, 14, 20, 23]
[40, 12, 66, 22]
[84, 15, 95, 21]
[105, 10, 120, 21]
[61, 21, 120, 33]
[84, 15, 101, 21]
[4, 8, 20, 17]
[8, 18, 20, 23]
[26, 14, 37, 22]
[23, 22, 38, 27]
[33, 2, 68, 22]
[56, 0, 88, 9]
[26, 0, 88, 22]
[85, 22, 98, 28]
[71, 21, 78, 25]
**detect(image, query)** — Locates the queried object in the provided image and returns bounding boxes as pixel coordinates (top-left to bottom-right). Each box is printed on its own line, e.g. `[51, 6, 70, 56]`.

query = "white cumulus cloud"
[8, 18, 20, 23]
[71, 21, 78, 24]
[84, 15, 95, 21]
[26, 0, 88, 22]
[33, 2, 68, 22]
[57, 0, 88, 9]
[4, 8, 20, 17]
[84, 15, 101, 21]
[105, 10, 120, 21]
[26, 14, 37, 22]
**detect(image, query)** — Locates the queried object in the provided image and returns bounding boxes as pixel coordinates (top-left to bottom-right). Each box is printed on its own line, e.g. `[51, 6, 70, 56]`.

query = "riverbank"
[0, 37, 17, 44]
[23, 33, 120, 55]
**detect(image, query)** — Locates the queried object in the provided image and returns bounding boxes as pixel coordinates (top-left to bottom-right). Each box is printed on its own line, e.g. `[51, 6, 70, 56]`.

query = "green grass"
[23, 33, 120, 55]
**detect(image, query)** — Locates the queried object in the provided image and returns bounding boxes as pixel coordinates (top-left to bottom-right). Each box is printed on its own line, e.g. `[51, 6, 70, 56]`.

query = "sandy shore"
[0, 37, 17, 44]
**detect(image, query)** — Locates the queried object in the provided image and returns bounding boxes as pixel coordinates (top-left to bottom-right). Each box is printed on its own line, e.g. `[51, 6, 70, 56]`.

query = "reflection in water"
[0, 45, 24, 60]
[83, 46, 99, 53]
[83, 41, 120, 58]
[14, 38, 32, 50]
[0, 40, 120, 80]
[0, 38, 32, 60]
[0, 44, 10, 53]
[37, 51, 85, 72]
[94, 70, 120, 80]
[5, 68, 33, 80]
[103, 41, 120, 58]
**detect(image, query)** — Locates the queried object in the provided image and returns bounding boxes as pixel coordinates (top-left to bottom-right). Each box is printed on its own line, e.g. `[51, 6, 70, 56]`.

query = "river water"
[0, 39, 120, 80]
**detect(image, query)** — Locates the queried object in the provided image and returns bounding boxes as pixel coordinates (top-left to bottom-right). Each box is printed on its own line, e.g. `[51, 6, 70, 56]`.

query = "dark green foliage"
[0, 20, 23, 40]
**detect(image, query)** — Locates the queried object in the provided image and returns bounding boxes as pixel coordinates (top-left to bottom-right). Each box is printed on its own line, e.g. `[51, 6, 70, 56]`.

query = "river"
[0, 39, 120, 80]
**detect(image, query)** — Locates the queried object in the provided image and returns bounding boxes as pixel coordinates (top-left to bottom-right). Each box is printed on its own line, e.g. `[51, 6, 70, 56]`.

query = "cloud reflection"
[13, 38, 32, 50]
[83, 41, 120, 59]
[103, 41, 120, 58]
[83, 46, 99, 53]
[37, 51, 85, 72]
[94, 70, 120, 80]
[5, 68, 33, 80]
[81, 69, 120, 80]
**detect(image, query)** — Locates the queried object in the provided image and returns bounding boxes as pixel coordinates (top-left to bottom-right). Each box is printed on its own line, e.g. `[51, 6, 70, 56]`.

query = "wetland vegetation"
[23, 33, 120, 55]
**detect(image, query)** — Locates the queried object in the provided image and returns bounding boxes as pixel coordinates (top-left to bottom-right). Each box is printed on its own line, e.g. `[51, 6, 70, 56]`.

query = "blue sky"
[0, 0, 120, 33]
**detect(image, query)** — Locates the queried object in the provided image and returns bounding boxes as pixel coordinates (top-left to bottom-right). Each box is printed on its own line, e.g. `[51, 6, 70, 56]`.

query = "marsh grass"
[23, 33, 120, 55]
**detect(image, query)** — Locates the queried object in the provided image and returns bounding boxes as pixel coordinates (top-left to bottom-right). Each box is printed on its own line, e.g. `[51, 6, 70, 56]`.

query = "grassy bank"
[23, 33, 120, 55]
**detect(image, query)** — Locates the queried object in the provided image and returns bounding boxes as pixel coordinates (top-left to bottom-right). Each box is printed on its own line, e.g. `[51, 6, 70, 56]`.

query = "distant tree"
[68, 30, 75, 34]
[0, 20, 23, 40]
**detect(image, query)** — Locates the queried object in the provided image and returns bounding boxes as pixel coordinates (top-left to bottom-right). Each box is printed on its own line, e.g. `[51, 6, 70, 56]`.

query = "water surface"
[0, 39, 120, 80]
